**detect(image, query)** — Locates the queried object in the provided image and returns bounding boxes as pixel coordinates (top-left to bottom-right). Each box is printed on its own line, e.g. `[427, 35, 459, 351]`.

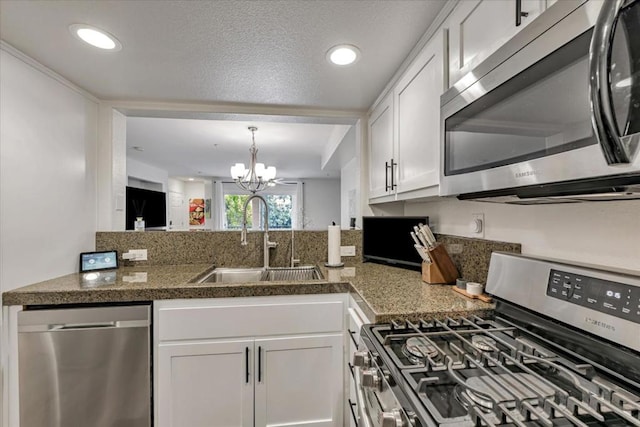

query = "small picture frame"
[79, 250, 119, 273]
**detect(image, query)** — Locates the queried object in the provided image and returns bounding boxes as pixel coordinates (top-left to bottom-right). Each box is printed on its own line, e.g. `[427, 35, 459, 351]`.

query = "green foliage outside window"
[225, 194, 251, 229]
[265, 194, 292, 229]
[224, 194, 293, 229]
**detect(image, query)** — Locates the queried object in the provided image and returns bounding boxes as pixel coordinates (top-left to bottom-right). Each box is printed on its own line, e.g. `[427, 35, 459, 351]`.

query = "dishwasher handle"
[50, 321, 117, 330]
[18, 305, 151, 333]
[20, 319, 149, 333]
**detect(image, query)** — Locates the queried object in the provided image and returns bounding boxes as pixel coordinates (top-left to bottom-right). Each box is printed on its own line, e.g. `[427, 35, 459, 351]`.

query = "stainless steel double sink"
[193, 266, 323, 284]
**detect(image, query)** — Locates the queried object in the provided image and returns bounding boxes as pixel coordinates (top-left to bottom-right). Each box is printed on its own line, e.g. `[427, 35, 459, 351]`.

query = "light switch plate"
[340, 246, 356, 256]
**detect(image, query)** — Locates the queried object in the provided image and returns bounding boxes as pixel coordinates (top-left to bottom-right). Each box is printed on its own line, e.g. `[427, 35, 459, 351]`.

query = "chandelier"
[230, 126, 277, 193]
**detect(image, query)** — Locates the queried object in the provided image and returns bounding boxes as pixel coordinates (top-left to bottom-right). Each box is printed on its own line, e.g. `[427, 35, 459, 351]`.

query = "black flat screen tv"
[362, 216, 429, 270]
[125, 186, 167, 230]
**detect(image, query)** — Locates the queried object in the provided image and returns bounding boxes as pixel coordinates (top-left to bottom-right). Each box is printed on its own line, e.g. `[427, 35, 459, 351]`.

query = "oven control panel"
[547, 269, 640, 324]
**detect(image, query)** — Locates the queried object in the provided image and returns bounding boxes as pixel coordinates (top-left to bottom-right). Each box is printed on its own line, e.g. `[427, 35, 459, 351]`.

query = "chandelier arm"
[231, 126, 275, 194]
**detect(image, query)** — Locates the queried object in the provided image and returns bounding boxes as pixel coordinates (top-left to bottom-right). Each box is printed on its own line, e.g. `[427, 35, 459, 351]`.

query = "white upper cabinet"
[447, 0, 545, 86]
[394, 30, 445, 195]
[366, 0, 555, 204]
[368, 94, 394, 199]
[368, 30, 446, 203]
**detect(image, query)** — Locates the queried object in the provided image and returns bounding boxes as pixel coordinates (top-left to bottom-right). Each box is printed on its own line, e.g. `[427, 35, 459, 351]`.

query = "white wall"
[404, 198, 640, 272]
[341, 157, 360, 228]
[303, 179, 341, 229]
[97, 107, 126, 231]
[0, 47, 99, 292]
[167, 178, 188, 230]
[127, 157, 169, 191]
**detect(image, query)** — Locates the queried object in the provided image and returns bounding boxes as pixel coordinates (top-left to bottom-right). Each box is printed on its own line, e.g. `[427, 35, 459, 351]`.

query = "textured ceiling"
[0, 0, 446, 110]
[2, 0, 447, 180]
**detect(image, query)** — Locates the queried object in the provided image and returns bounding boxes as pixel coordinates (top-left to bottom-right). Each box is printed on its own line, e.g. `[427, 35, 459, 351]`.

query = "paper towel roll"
[327, 225, 341, 266]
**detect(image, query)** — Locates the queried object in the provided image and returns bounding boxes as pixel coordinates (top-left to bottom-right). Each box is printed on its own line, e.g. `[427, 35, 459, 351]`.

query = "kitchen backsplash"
[96, 230, 363, 268]
[96, 230, 520, 284]
[435, 234, 521, 284]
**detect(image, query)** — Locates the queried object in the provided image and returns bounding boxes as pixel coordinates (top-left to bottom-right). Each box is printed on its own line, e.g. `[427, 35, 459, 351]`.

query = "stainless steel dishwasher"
[18, 304, 151, 427]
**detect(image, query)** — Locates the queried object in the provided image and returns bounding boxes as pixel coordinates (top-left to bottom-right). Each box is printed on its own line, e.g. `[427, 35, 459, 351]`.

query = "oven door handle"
[353, 366, 373, 427]
[589, 0, 637, 165]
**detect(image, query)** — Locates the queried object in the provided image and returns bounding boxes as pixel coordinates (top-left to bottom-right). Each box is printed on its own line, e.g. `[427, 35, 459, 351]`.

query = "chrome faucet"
[241, 194, 277, 268]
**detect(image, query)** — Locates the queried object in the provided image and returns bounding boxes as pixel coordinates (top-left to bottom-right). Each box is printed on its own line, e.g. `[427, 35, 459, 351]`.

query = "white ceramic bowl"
[466, 282, 483, 296]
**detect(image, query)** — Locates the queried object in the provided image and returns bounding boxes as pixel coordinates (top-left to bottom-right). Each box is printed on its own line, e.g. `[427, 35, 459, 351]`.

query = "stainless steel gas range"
[353, 252, 640, 427]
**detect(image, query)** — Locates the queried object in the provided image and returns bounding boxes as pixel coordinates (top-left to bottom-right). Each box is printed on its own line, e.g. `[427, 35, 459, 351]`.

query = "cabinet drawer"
[158, 297, 345, 341]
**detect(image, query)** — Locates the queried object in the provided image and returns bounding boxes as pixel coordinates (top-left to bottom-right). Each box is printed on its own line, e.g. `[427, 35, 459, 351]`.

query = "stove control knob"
[352, 351, 371, 368]
[380, 408, 405, 427]
[361, 368, 381, 389]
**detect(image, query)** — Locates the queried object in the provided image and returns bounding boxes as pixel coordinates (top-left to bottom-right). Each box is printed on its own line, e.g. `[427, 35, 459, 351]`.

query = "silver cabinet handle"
[385, 161, 390, 191]
[258, 346, 262, 382]
[390, 158, 397, 190]
[589, 0, 636, 164]
[515, 0, 529, 27]
[245, 347, 250, 384]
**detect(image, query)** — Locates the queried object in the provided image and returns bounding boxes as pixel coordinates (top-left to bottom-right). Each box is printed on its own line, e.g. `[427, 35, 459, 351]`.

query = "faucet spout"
[241, 194, 278, 268]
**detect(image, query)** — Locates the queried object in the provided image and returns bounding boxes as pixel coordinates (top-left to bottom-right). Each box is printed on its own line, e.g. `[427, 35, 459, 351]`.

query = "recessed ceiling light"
[69, 24, 122, 51]
[188, 178, 195, 181]
[326, 44, 360, 66]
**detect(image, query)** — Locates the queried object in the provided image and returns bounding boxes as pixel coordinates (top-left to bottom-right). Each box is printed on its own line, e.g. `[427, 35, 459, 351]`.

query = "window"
[221, 182, 301, 230]
[263, 194, 292, 229]
[224, 194, 252, 229]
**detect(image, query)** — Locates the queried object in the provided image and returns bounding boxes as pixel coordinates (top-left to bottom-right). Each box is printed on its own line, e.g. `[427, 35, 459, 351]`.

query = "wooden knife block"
[421, 244, 459, 285]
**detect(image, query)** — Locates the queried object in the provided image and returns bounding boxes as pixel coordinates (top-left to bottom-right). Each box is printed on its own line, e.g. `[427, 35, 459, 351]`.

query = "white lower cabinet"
[254, 335, 343, 427]
[155, 295, 345, 427]
[158, 340, 254, 427]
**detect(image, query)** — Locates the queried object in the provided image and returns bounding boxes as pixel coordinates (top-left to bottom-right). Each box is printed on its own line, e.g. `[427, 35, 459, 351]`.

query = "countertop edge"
[2, 265, 495, 322]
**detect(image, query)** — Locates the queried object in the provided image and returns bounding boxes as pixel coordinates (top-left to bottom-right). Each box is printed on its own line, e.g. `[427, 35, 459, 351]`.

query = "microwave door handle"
[589, 0, 634, 165]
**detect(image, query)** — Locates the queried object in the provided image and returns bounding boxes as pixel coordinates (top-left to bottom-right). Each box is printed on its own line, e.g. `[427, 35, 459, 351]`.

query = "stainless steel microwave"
[440, 0, 640, 203]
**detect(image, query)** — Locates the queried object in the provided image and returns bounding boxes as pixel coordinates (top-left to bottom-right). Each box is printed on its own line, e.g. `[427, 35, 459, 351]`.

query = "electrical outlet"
[340, 245, 356, 256]
[123, 249, 148, 261]
[470, 213, 485, 238]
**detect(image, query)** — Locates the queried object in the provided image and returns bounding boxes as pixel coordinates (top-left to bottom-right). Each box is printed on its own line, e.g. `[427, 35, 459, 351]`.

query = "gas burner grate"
[371, 315, 640, 426]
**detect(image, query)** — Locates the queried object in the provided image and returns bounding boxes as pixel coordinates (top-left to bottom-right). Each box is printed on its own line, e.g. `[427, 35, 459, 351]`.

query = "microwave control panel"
[547, 269, 640, 324]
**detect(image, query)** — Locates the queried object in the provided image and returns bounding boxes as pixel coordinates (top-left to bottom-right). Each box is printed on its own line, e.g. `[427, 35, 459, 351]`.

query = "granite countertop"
[2, 262, 494, 322]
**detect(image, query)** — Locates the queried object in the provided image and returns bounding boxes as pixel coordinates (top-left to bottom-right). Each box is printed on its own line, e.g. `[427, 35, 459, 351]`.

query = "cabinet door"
[394, 30, 445, 194]
[447, 0, 544, 86]
[254, 334, 344, 427]
[368, 94, 394, 199]
[157, 340, 254, 427]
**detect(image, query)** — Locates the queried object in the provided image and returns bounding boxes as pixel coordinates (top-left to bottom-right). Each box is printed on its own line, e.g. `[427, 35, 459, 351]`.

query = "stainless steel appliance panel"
[486, 252, 640, 352]
[440, 0, 640, 198]
[18, 305, 151, 427]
